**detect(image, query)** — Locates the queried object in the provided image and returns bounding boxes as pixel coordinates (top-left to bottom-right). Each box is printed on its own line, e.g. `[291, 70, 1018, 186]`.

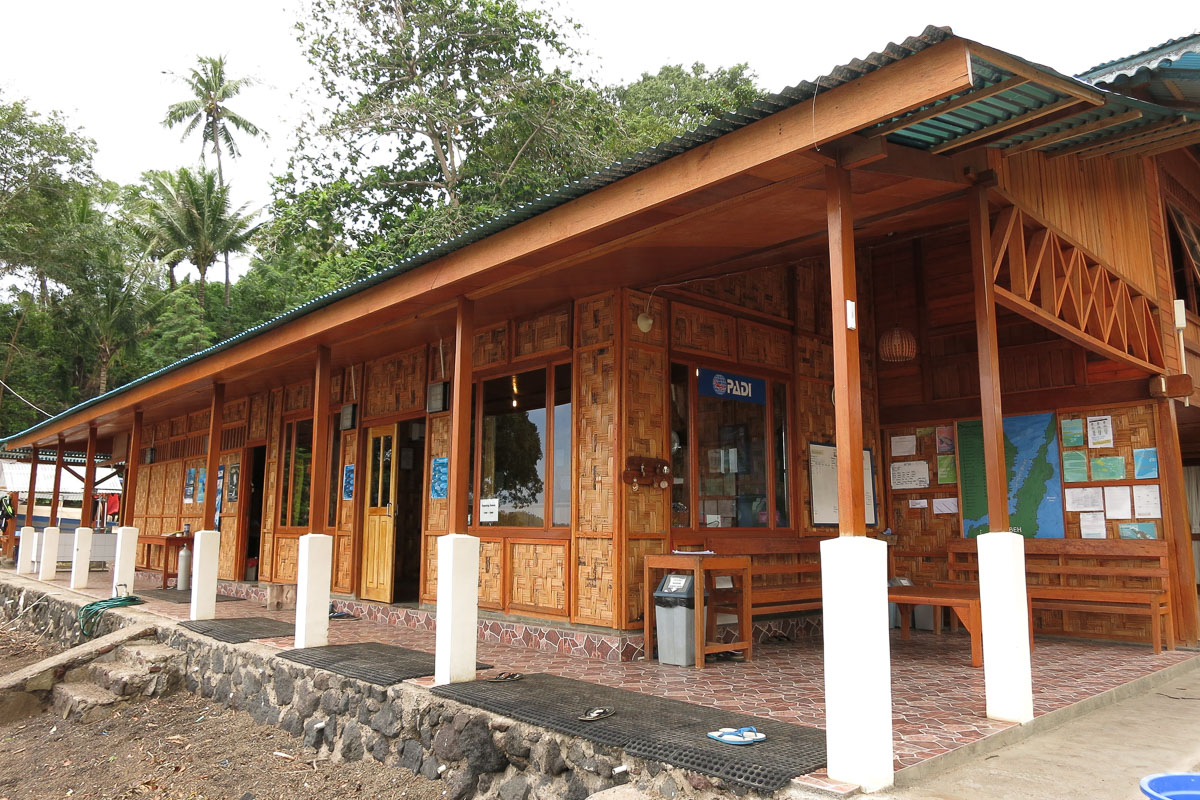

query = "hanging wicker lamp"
[878, 324, 918, 362]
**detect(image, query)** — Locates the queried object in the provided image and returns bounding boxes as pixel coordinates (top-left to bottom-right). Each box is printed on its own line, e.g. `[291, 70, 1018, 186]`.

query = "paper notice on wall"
[1103, 485, 1132, 520]
[932, 497, 958, 515]
[908, 499, 929, 509]
[1087, 415, 1114, 448]
[1133, 485, 1162, 519]
[1079, 512, 1107, 539]
[891, 435, 917, 457]
[890, 460, 930, 490]
[1064, 486, 1104, 512]
[480, 498, 499, 522]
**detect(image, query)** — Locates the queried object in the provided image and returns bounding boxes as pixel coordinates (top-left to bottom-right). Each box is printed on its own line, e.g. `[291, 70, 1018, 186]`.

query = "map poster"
[1090, 456, 1127, 481]
[1087, 415, 1114, 448]
[937, 454, 957, 484]
[1119, 522, 1157, 540]
[1060, 418, 1085, 448]
[1062, 451, 1088, 483]
[957, 413, 1063, 539]
[1134, 448, 1159, 479]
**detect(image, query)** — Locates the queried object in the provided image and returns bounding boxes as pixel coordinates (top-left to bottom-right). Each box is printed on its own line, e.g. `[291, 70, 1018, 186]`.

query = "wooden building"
[7, 27, 1200, 652]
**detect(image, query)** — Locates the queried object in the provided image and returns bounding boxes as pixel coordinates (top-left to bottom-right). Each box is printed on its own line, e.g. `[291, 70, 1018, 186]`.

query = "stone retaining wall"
[0, 579, 129, 648]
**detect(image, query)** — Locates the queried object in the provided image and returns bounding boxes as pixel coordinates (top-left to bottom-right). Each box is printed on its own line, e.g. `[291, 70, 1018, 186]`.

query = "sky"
[2, 0, 1197, 281]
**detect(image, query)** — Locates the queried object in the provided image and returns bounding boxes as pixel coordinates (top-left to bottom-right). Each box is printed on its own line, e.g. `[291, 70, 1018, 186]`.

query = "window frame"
[277, 414, 314, 531]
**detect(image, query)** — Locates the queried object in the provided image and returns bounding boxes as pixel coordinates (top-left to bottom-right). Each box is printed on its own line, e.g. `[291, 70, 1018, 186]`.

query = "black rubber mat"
[278, 642, 491, 686]
[136, 589, 242, 604]
[178, 617, 294, 643]
[432, 673, 825, 791]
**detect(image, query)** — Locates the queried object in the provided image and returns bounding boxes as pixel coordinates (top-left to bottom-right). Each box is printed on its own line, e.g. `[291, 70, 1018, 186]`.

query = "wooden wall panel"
[473, 324, 509, 369]
[624, 346, 667, 535]
[274, 535, 299, 584]
[424, 414, 451, 532]
[738, 320, 791, 370]
[575, 536, 615, 624]
[575, 347, 616, 533]
[364, 346, 427, 420]
[479, 539, 502, 608]
[626, 291, 667, 348]
[678, 264, 792, 320]
[260, 388, 282, 582]
[509, 541, 567, 614]
[423, 534, 440, 599]
[334, 534, 353, 593]
[515, 307, 570, 359]
[625, 537, 665, 625]
[217, 451, 241, 581]
[248, 393, 268, 441]
[222, 398, 247, 425]
[284, 381, 313, 414]
[883, 423, 962, 585]
[576, 294, 615, 348]
[337, 429, 358, 532]
[671, 303, 735, 359]
[429, 341, 454, 383]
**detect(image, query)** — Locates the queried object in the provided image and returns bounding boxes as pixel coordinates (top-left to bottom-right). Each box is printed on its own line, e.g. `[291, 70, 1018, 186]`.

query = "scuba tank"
[176, 543, 191, 592]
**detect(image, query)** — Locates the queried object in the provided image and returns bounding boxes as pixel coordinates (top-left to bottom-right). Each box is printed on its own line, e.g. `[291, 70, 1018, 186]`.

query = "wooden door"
[360, 424, 398, 602]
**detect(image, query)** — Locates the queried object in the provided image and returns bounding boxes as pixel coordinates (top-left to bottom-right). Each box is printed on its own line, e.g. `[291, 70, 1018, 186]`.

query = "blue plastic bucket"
[1141, 774, 1200, 800]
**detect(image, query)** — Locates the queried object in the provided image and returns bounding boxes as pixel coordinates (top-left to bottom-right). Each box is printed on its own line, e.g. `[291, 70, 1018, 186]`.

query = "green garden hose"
[78, 596, 145, 637]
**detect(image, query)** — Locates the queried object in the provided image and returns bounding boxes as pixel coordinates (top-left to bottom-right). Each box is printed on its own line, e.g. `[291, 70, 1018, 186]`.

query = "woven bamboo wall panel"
[164, 461, 184, 517]
[576, 293, 616, 348]
[134, 462, 151, 518]
[575, 347, 616, 533]
[248, 394, 268, 441]
[147, 463, 165, 516]
[218, 527, 238, 582]
[364, 347, 427, 419]
[1060, 403, 1159, 541]
[222, 398, 247, 425]
[739, 320, 791, 370]
[330, 373, 343, 405]
[428, 342, 454, 382]
[274, 535, 299, 584]
[188, 410, 210, 433]
[220, 426, 247, 453]
[515, 308, 570, 359]
[795, 259, 832, 336]
[424, 534, 440, 598]
[625, 291, 666, 347]
[671, 303, 734, 359]
[479, 539, 502, 607]
[625, 346, 667, 535]
[153, 420, 171, 442]
[681, 265, 791, 319]
[217, 452, 241, 581]
[509, 542, 567, 613]
[284, 381, 313, 413]
[425, 414, 451, 532]
[883, 423, 961, 585]
[625, 538, 666, 625]
[334, 534, 353, 593]
[338, 430, 357, 532]
[575, 536, 614, 624]
[260, 390, 281, 582]
[795, 334, 834, 381]
[342, 365, 362, 404]
[267, 390, 282, 457]
[473, 324, 509, 368]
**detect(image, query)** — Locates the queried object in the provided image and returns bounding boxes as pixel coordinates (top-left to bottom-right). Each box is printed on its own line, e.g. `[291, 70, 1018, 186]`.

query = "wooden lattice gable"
[988, 191, 1165, 372]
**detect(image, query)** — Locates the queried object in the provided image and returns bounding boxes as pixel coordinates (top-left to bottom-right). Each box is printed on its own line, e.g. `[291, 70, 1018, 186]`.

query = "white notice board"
[809, 443, 877, 527]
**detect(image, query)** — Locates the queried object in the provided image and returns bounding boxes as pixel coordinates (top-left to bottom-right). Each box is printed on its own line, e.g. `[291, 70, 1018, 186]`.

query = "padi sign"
[698, 368, 766, 405]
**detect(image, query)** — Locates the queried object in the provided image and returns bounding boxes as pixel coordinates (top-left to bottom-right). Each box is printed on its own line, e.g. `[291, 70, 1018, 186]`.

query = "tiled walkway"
[17, 567, 1197, 793]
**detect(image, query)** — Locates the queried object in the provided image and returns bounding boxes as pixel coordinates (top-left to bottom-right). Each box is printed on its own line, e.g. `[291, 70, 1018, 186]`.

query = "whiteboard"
[809, 443, 877, 527]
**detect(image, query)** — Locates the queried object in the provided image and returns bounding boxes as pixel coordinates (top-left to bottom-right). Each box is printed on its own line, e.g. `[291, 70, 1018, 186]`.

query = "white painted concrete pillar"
[37, 527, 60, 581]
[190, 529, 221, 621]
[434, 533, 480, 686]
[978, 531, 1034, 723]
[16, 526, 36, 574]
[112, 526, 138, 597]
[70, 527, 94, 589]
[821, 536, 894, 792]
[295, 533, 333, 649]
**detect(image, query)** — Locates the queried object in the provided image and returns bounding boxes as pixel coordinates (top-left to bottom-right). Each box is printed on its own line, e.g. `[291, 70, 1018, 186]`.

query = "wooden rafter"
[869, 76, 1031, 138]
[930, 97, 1085, 155]
[988, 193, 1165, 373]
[1048, 116, 1185, 159]
[1082, 121, 1200, 160]
[1002, 110, 1144, 156]
[1119, 128, 1200, 159]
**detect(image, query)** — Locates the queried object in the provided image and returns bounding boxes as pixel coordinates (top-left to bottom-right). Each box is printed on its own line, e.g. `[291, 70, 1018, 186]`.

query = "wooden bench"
[945, 538, 1175, 653]
[702, 536, 830, 617]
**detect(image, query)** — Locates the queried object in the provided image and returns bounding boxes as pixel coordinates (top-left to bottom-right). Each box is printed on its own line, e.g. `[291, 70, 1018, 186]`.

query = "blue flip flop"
[707, 726, 766, 745]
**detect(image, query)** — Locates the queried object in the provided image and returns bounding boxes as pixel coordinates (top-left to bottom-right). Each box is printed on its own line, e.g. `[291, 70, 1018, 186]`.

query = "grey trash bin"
[653, 574, 707, 666]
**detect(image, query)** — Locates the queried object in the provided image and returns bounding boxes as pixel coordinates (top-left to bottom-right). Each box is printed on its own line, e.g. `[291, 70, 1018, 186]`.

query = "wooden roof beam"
[964, 42, 1107, 107]
[1050, 117, 1185, 159]
[1080, 121, 1200, 160]
[1116, 127, 1200, 159]
[1002, 109, 1144, 155]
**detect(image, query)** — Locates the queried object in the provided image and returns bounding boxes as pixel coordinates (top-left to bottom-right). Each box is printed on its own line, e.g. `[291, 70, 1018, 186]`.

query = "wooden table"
[136, 534, 194, 589]
[643, 553, 752, 669]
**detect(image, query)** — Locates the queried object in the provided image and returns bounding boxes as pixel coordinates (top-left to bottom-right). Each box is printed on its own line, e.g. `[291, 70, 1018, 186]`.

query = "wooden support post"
[825, 165, 866, 536]
[310, 346, 332, 533]
[123, 411, 143, 527]
[448, 297, 475, 534]
[969, 185, 1010, 529]
[201, 384, 224, 530]
[81, 426, 97, 528]
[25, 446, 38, 528]
[50, 439, 64, 527]
[1156, 398, 1199, 644]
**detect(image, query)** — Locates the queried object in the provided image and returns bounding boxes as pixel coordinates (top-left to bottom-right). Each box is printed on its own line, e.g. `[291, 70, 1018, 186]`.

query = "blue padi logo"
[698, 368, 765, 404]
[712, 373, 728, 395]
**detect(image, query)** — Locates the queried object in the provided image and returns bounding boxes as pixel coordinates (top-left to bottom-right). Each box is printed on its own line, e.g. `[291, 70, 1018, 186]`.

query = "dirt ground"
[0, 633, 445, 800]
[0, 626, 65, 673]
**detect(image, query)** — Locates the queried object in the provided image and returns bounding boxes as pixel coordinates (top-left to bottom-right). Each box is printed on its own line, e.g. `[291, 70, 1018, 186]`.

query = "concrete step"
[116, 641, 186, 671]
[51, 681, 124, 722]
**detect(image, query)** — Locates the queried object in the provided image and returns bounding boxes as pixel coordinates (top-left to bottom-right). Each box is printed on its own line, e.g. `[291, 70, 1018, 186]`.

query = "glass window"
[696, 371, 769, 528]
[772, 382, 790, 528]
[670, 363, 690, 528]
[552, 364, 571, 527]
[280, 418, 313, 528]
[480, 368, 547, 526]
[327, 423, 340, 529]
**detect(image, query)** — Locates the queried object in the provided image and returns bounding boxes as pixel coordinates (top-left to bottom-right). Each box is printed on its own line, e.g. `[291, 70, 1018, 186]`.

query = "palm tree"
[134, 167, 259, 308]
[163, 55, 264, 307]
